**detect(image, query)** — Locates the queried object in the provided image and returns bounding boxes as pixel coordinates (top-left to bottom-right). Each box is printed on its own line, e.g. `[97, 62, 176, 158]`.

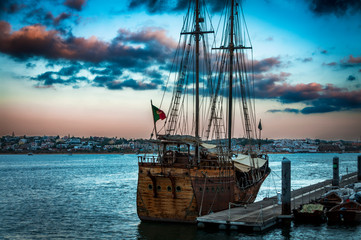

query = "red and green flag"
[152, 104, 166, 122]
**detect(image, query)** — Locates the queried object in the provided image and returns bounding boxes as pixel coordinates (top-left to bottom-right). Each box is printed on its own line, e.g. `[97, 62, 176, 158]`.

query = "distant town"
[1, 133, 360, 154]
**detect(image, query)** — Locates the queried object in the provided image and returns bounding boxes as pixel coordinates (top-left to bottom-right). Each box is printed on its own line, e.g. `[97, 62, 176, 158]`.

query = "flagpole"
[258, 119, 262, 150]
[151, 100, 158, 138]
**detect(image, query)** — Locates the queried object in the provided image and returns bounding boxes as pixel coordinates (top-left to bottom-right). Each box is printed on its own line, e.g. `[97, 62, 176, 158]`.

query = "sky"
[0, 0, 360, 140]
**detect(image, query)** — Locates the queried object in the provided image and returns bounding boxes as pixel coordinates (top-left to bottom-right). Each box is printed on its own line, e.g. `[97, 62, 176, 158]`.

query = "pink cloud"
[348, 55, 361, 64]
[0, 21, 176, 65]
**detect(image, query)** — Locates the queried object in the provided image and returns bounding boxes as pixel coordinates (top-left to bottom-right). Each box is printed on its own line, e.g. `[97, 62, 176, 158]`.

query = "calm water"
[0, 153, 360, 239]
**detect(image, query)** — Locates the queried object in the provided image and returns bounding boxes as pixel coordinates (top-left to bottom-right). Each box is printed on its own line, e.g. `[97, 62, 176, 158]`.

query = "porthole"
[199, 187, 203, 192]
[167, 186, 172, 192]
[148, 184, 153, 190]
[157, 185, 161, 191]
[206, 187, 209, 192]
[176, 186, 181, 192]
[212, 187, 215, 192]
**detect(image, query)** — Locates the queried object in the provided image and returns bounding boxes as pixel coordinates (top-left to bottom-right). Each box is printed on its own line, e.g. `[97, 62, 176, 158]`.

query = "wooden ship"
[137, 0, 271, 223]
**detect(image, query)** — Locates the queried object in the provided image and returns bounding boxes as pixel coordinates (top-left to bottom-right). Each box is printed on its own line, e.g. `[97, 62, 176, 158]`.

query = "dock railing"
[228, 202, 246, 221]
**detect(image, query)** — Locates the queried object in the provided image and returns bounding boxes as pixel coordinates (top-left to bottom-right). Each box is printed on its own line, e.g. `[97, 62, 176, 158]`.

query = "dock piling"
[282, 157, 291, 215]
[357, 155, 361, 182]
[332, 156, 339, 187]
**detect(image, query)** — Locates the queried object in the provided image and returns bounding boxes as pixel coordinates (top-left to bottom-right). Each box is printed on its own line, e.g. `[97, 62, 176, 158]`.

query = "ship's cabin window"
[148, 184, 153, 190]
[176, 186, 181, 192]
[157, 185, 161, 191]
[163, 143, 190, 157]
[199, 187, 203, 192]
[167, 186, 172, 192]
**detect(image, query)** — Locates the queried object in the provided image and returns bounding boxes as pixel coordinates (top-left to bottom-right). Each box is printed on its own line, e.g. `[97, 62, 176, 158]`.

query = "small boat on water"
[318, 192, 343, 210]
[293, 203, 326, 223]
[326, 200, 361, 224]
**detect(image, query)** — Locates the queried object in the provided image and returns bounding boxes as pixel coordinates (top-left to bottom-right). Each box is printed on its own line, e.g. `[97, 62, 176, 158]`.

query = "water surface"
[0, 153, 360, 239]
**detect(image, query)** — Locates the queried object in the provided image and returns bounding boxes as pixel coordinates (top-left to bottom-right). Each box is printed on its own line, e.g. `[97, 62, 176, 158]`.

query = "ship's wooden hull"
[137, 163, 269, 223]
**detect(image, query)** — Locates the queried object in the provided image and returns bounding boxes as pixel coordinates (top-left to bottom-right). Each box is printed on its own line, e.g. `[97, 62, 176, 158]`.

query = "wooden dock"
[197, 172, 358, 232]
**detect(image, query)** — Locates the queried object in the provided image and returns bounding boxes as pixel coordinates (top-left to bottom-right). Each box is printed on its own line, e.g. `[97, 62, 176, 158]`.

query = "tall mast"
[195, 0, 200, 160]
[228, 0, 235, 151]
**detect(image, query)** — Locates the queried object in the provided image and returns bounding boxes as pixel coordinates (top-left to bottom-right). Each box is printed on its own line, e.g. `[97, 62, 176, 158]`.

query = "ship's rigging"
[158, 0, 259, 153]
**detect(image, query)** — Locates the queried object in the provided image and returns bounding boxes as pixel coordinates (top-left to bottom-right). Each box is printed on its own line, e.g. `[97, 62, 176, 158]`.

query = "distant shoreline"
[1, 151, 359, 155]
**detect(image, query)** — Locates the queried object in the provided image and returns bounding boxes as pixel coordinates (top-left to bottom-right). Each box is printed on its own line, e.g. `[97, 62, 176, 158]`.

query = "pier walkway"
[197, 172, 358, 232]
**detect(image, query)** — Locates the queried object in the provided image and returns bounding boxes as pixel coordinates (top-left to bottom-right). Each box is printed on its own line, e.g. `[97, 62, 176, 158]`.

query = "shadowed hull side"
[137, 164, 270, 223]
[137, 165, 199, 223]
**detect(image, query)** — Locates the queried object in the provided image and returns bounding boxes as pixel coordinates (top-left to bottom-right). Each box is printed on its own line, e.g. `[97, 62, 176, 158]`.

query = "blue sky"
[0, 0, 360, 140]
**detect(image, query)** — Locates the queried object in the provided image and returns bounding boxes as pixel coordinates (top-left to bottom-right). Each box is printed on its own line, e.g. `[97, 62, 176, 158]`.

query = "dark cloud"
[145, 69, 163, 81]
[252, 57, 281, 73]
[89, 66, 122, 77]
[253, 72, 291, 98]
[255, 72, 361, 114]
[347, 75, 356, 81]
[324, 62, 337, 66]
[31, 67, 88, 86]
[93, 75, 115, 87]
[301, 57, 312, 63]
[0, 20, 176, 91]
[45, 12, 72, 26]
[267, 108, 300, 114]
[127, 0, 225, 13]
[26, 62, 36, 68]
[0, 21, 176, 69]
[93, 77, 159, 91]
[109, 79, 158, 90]
[64, 0, 87, 11]
[58, 64, 82, 76]
[0, 1, 25, 16]
[307, 0, 361, 16]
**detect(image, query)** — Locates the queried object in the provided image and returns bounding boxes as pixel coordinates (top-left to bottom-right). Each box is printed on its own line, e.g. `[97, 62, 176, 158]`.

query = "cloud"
[45, 12, 72, 26]
[0, 1, 25, 16]
[267, 108, 300, 114]
[110, 79, 158, 90]
[347, 75, 356, 81]
[127, 0, 225, 13]
[307, 0, 361, 16]
[300, 57, 312, 63]
[63, 0, 87, 11]
[253, 72, 291, 98]
[32, 71, 84, 86]
[348, 55, 361, 64]
[94, 77, 159, 90]
[0, 21, 177, 68]
[26, 62, 36, 68]
[323, 62, 337, 66]
[255, 72, 361, 114]
[252, 57, 281, 73]
[58, 64, 82, 76]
